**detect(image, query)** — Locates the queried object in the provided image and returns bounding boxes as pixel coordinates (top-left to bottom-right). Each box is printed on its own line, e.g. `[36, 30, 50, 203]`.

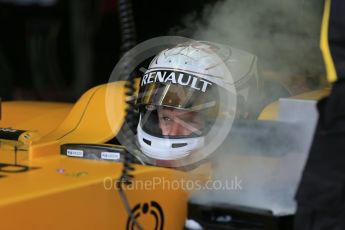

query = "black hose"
[117, 0, 143, 229]
[118, 0, 137, 54]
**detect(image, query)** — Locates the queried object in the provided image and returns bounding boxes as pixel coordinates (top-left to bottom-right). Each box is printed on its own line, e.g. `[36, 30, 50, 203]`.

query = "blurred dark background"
[0, 0, 216, 102]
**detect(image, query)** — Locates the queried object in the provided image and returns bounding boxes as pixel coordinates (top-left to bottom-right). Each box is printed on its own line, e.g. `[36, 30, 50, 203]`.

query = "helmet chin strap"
[137, 123, 205, 161]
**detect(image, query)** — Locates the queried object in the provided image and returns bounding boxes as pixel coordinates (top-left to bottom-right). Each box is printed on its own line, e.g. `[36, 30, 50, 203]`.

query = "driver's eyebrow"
[160, 110, 195, 120]
[175, 113, 196, 121]
[188, 101, 216, 112]
[162, 101, 216, 116]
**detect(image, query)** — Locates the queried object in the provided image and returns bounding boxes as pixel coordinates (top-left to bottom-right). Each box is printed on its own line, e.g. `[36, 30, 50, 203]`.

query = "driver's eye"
[162, 116, 172, 122]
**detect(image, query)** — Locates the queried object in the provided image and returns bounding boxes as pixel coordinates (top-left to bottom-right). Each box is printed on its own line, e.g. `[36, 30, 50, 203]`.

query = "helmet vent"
[172, 143, 187, 148]
[143, 138, 151, 145]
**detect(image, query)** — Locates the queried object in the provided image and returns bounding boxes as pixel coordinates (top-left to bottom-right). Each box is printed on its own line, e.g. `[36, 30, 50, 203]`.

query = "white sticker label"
[67, 149, 84, 157]
[101, 152, 120, 160]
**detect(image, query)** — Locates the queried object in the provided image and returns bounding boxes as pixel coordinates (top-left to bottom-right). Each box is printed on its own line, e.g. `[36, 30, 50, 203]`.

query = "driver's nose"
[165, 121, 191, 136]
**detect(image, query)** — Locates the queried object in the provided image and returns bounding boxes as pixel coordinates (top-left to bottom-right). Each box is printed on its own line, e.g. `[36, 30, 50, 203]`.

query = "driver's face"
[157, 107, 205, 136]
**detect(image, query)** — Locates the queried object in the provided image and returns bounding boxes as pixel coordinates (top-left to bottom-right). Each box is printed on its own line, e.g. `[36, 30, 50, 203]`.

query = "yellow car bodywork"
[0, 81, 188, 230]
[0, 81, 330, 230]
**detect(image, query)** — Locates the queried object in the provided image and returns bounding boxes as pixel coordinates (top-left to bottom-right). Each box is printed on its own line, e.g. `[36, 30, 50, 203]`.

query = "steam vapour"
[172, 0, 324, 215]
[171, 0, 325, 84]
